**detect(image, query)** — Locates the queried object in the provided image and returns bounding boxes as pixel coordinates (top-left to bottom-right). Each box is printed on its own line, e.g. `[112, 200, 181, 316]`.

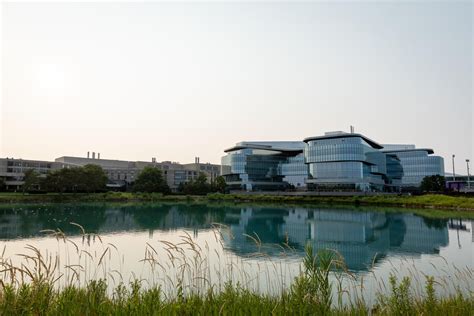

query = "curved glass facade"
[304, 135, 387, 191]
[223, 133, 444, 192]
[382, 149, 444, 187]
[221, 142, 307, 191]
[305, 138, 366, 162]
[385, 154, 404, 186]
[280, 154, 308, 187]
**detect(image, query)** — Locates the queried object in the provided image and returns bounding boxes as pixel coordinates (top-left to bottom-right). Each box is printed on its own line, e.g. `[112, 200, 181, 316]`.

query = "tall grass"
[0, 223, 473, 315]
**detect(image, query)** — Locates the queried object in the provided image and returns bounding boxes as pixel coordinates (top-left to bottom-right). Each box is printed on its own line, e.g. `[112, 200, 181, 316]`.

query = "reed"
[0, 223, 472, 315]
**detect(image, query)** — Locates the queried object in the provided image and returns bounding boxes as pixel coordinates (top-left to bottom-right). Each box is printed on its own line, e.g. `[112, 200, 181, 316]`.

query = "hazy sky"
[1, 1, 472, 171]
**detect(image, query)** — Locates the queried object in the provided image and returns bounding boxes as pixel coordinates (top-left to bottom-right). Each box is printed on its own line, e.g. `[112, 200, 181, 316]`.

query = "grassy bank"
[1, 244, 472, 315]
[0, 192, 474, 211]
[0, 192, 195, 204]
[0, 192, 474, 218]
[1, 192, 474, 215]
[207, 193, 474, 211]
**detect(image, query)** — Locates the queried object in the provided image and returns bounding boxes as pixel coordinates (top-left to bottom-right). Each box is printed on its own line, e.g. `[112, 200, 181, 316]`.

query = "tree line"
[177, 172, 226, 195]
[0, 167, 449, 195]
[419, 175, 446, 193]
[3, 165, 226, 195]
[23, 165, 108, 193]
[132, 166, 226, 195]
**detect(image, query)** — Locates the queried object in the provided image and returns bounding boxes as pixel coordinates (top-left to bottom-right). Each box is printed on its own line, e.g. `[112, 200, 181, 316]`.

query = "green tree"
[22, 169, 40, 193]
[41, 171, 59, 192]
[133, 166, 170, 193]
[178, 172, 220, 195]
[420, 175, 446, 192]
[42, 168, 76, 193]
[81, 164, 108, 192]
[0, 177, 6, 192]
[62, 168, 82, 192]
[212, 176, 227, 193]
[42, 165, 107, 193]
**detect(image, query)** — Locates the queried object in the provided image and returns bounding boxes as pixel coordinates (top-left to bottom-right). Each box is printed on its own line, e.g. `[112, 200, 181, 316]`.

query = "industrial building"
[0, 154, 220, 192]
[0, 158, 62, 190]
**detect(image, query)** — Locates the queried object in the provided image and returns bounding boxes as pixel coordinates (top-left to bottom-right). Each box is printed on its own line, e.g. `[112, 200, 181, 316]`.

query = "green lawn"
[1, 192, 474, 218]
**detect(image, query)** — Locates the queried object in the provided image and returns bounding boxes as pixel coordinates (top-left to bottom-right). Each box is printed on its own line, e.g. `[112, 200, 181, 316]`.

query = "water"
[0, 203, 473, 303]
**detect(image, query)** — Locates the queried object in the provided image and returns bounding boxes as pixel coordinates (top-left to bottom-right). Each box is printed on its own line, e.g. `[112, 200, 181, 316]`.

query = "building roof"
[224, 143, 303, 154]
[303, 133, 383, 149]
[0, 157, 57, 164]
[381, 148, 435, 154]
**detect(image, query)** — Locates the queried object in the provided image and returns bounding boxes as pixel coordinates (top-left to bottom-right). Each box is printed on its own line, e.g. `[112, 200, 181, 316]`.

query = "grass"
[0, 254, 472, 315]
[1, 277, 472, 315]
[207, 193, 474, 212]
[1, 192, 474, 220]
[2, 191, 474, 209]
[0, 224, 473, 315]
[0, 192, 191, 203]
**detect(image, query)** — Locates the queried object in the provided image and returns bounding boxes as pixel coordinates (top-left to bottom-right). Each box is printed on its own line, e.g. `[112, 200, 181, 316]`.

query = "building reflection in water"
[0, 204, 454, 272]
[221, 207, 450, 271]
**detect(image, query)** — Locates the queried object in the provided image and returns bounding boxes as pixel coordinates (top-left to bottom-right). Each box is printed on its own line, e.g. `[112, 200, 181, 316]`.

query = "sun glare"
[32, 63, 68, 97]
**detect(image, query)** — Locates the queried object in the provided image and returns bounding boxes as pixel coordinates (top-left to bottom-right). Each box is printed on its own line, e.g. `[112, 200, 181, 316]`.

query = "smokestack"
[350, 125, 355, 134]
[92, 152, 96, 159]
[87, 152, 90, 159]
[98, 153, 100, 159]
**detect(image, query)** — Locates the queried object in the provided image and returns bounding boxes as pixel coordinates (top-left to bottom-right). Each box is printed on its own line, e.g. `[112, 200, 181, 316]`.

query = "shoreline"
[0, 192, 473, 218]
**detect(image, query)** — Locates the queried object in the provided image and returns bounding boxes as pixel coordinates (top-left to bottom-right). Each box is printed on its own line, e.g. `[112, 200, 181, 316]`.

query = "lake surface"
[0, 203, 473, 303]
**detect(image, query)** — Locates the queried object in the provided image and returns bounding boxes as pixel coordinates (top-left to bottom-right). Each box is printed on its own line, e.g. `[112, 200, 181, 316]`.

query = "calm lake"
[0, 203, 473, 303]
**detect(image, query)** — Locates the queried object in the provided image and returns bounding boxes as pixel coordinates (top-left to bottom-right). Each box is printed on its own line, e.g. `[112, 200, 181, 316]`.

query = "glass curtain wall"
[383, 150, 444, 187]
[304, 135, 387, 192]
[221, 146, 307, 191]
[385, 154, 404, 190]
[222, 136, 444, 192]
[280, 154, 308, 188]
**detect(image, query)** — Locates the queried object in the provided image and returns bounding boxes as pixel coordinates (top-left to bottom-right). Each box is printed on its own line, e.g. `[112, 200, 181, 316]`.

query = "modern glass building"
[304, 132, 393, 191]
[222, 132, 444, 192]
[221, 142, 307, 191]
[385, 154, 404, 188]
[381, 147, 445, 188]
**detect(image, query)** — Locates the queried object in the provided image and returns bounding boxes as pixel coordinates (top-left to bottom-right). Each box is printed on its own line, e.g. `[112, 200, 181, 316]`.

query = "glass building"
[385, 154, 404, 188]
[304, 132, 392, 191]
[381, 147, 445, 188]
[221, 142, 307, 191]
[222, 132, 444, 192]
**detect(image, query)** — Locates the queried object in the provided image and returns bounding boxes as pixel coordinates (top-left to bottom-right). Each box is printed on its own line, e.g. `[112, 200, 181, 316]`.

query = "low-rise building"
[0, 158, 62, 190]
[0, 155, 221, 192]
[183, 157, 221, 183]
[445, 175, 473, 192]
[55, 155, 220, 191]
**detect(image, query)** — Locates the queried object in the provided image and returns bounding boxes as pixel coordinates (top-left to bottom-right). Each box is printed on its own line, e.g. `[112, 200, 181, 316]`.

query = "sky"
[1, 1, 472, 172]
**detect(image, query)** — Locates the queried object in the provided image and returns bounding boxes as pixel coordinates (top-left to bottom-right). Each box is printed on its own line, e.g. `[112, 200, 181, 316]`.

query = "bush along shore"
[1, 192, 474, 212]
[0, 243, 472, 315]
